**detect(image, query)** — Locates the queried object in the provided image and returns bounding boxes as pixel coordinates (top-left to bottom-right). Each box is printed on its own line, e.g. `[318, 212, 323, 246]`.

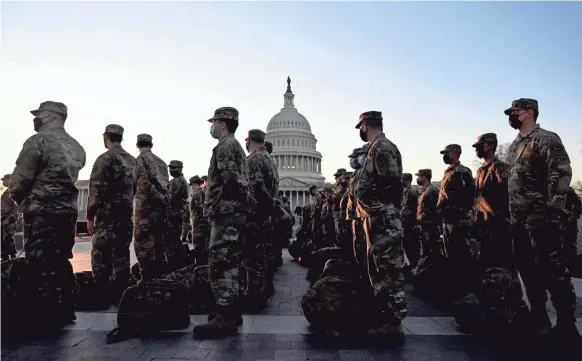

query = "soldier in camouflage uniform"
[415, 169, 440, 257]
[472, 133, 512, 270]
[86, 124, 137, 300]
[263, 140, 279, 294]
[437, 144, 476, 299]
[1, 174, 18, 261]
[504, 98, 578, 340]
[337, 171, 354, 257]
[400, 173, 421, 267]
[166, 160, 189, 271]
[332, 168, 347, 236]
[8, 101, 86, 328]
[564, 187, 581, 273]
[134, 134, 170, 280]
[354, 111, 406, 336]
[309, 185, 324, 249]
[346, 146, 369, 268]
[320, 186, 336, 248]
[242, 129, 277, 308]
[189, 175, 209, 266]
[193, 107, 250, 338]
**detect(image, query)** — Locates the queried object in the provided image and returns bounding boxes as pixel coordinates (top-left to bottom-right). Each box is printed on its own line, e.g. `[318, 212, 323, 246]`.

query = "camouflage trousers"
[351, 218, 367, 267]
[512, 222, 576, 323]
[442, 221, 477, 298]
[134, 212, 165, 280]
[1, 219, 17, 261]
[402, 219, 421, 267]
[22, 213, 77, 326]
[91, 213, 133, 283]
[475, 217, 513, 271]
[165, 213, 188, 271]
[208, 213, 245, 307]
[360, 209, 407, 324]
[192, 220, 210, 266]
[419, 221, 441, 256]
[242, 216, 271, 300]
[562, 226, 578, 272]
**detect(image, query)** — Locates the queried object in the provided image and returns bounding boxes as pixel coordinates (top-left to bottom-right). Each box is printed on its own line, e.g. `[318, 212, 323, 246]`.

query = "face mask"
[475, 148, 486, 159]
[508, 114, 523, 130]
[349, 158, 358, 169]
[357, 154, 365, 166]
[359, 129, 367, 142]
[443, 154, 452, 164]
[170, 169, 180, 177]
[210, 124, 219, 139]
[416, 179, 423, 186]
[33, 117, 45, 132]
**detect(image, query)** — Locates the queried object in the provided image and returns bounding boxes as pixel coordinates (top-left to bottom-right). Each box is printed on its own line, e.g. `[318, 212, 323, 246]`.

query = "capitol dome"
[265, 77, 325, 210]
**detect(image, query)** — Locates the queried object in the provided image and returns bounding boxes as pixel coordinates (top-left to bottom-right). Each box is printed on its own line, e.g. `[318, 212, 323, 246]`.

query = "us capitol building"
[266, 77, 326, 210]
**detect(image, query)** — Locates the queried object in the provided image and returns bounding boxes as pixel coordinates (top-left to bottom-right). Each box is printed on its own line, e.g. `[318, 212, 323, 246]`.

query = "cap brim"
[439, 150, 446, 154]
[30, 109, 40, 116]
[504, 107, 519, 115]
[414, 173, 422, 176]
[355, 120, 363, 129]
[472, 142, 482, 148]
[207, 117, 217, 123]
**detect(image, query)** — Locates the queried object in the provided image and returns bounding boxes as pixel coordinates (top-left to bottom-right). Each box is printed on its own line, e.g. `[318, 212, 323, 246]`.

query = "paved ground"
[2, 238, 581, 361]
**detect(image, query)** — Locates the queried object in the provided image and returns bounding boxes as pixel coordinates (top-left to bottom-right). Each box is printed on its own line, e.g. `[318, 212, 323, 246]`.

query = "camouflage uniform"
[8, 101, 85, 327]
[203, 108, 250, 311]
[437, 144, 476, 298]
[1, 174, 18, 261]
[564, 187, 581, 272]
[309, 187, 324, 249]
[87, 124, 137, 284]
[332, 168, 347, 235]
[337, 172, 354, 257]
[415, 170, 440, 256]
[472, 134, 512, 270]
[189, 176, 209, 265]
[166, 160, 189, 270]
[354, 111, 406, 329]
[401, 174, 421, 266]
[346, 147, 368, 268]
[320, 187, 337, 248]
[504, 98, 577, 328]
[134, 134, 170, 280]
[242, 129, 277, 302]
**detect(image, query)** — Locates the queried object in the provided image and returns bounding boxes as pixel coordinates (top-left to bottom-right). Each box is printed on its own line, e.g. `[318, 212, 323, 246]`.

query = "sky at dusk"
[1, 1, 581, 183]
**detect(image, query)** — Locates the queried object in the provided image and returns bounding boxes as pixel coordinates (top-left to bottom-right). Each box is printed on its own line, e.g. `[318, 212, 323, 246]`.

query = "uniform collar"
[518, 123, 540, 139]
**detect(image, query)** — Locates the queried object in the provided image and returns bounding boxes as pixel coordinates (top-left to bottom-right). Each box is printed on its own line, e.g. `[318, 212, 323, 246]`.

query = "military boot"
[194, 307, 239, 338]
[208, 311, 243, 326]
[529, 305, 552, 336]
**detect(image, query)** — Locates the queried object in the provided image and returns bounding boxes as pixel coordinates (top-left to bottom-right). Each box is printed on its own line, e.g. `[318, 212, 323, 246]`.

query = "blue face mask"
[357, 155, 365, 166]
[210, 124, 218, 139]
[349, 158, 358, 170]
[350, 154, 367, 170]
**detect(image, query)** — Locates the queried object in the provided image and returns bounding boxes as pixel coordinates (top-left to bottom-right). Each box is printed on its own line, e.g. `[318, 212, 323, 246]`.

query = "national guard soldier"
[472, 133, 511, 270]
[401, 173, 421, 267]
[346, 146, 369, 269]
[354, 111, 406, 336]
[242, 129, 277, 309]
[194, 107, 250, 338]
[263, 139, 279, 294]
[134, 134, 170, 280]
[320, 186, 336, 248]
[166, 160, 189, 271]
[309, 185, 324, 248]
[332, 168, 347, 235]
[189, 175, 209, 266]
[8, 101, 86, 328]
[86, 124, 137, 301]
[337, 171, 354, 257]
[505, 98, 579, 340]
[415, 169, 440, 257]
[437, 144, 476, 299]
[564, 187, 581, 273]
[1, 174, 18, 261]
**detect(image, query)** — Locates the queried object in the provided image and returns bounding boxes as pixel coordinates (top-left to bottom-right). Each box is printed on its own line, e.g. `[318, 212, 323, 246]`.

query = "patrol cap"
[308, 185, 318, 192]
[1, 174, 11, 182]
[440, 144, 462, 154]
[189, 175, 201, 185]
[348, 147, 368, 158]
[104, 124, 124, 136]
[246, 129, 266, 143]
[415, 169, 432, 178]
[355, 111, 383, 129]
[201, 175, 208, 182]
[265, 141, 273, 154]
[137, 134, 153, 143]
[504, 98, 538, 115]
[168, 160, 183, 168]
[208, 107, 239, 123]
[472, 133, 498, 148]
[334, 168, 347, 177]
[402, 173, 413, 181]
[30, 101, 68, 117]
[343, 171, 353, 178]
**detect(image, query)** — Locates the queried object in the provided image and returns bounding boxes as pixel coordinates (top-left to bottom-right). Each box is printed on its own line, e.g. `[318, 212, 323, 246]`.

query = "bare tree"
[574, 180, 582, 193]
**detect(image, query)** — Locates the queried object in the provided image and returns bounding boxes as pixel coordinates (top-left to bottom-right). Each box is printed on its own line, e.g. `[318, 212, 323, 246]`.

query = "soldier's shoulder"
[536, 126, 563, 141]
[374, 137, 400, 153]
[457, 164, 473, 175]
[492, 158, 509, 170]
[22, 133, 45, 147]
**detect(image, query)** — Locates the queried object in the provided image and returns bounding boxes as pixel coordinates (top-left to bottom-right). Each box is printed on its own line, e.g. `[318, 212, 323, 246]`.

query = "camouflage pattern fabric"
[506, 124, 576, 324]
[332, 179, 347, 235]
[309, 192, 324, 245]
[564, 187, 581, 271]
[190, 188, 210, 265]
[166, 173, 189, 270]
[165, 264, 213, 313]
[320, 188, 337, 249]
[134, 150, 170, 280]
[442, 220, 478, 298]
[401, 185, 421, 266]
[354, 133, 406, 325]
[87, 144, 137, 283]
[417, 184, 441, 256]
[1, 190, 19, 260]
[437, 163, 475, 223]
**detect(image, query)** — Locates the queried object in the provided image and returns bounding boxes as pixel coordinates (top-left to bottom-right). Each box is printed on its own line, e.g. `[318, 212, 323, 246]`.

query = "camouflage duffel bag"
[301, 275, 366, 337]
[165, 264, 212, 314]
[106, 279, 190, 343]
[1, 257, 32, 331]
[74, 271, 111, 311]
[306, 247, 344, 283]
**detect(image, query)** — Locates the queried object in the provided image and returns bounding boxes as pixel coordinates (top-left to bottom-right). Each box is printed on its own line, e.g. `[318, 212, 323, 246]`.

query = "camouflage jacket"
[134, 150, 169, 218]
[247, 147, 277, 218]
[506, 124, 572, 226]
[354, 133, 403, 218]
[1, 191, 19, 232]
[417, 184, 440, 223]
[190, 188, 206, 225]
[270, 156, 280, 197]
[344, 171, 360, 221]
[86, 144, 137, 220]
[332, 182, 347, 231]
[565, 187, 581, 228]
[299, 204, 312, 236]
[437, 163, 474, 222]
[310, 193, 324, 235]
[401, 185, 420, 222]
[474, 157, 509, 222]
[204, 134, 250, 217]
[168, 174, 189, 219]
[8, 127, 86, 214]
[321, 198, 335, 239]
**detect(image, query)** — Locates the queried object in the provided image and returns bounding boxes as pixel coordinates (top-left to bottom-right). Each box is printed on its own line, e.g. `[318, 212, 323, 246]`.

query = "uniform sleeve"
[216, 145, 240, 185]
[8, 136, 43, 204]
[543, 136, 571, 209]
[248, 156, 271, 209]
[86, 154, 109, 219]
[136, 157, 165, 203]
[373, 146, 391, 177]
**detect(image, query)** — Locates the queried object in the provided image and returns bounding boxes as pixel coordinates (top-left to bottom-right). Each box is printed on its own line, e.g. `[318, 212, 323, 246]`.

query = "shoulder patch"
[217, 153, 225, 162]
[551, 142, 564, 152]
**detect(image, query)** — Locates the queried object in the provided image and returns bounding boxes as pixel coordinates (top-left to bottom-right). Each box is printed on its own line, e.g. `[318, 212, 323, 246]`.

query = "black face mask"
[33, 117, 44, 132]
[359, 129, 367, 142]
[508, 114, 523, 130]
[416, 179, 423, 186]
[169, 169, 180, 177]
[475, 146, 486, 159]
[443, 154, 452, 164]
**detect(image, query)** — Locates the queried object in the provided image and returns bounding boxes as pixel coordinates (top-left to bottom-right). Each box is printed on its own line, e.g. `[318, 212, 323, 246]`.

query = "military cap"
[208, 107, 239, 123]
[504, 98, 538, 115]
[415, 169, 432, 178]
[168, 160, 183, 168]
[104, 124, 124, 136]
[402, 173, 413, 181]
[355, 111, 383, 129]
[1, 174, 11, 182]
[334, 168, 347, 177]
[189, 175, 201, 185]
[308, 185, 318, 192]
[348, 147, 367, 158]
[137, 134, 152, 143]
[472, 133, 498, 148]
[343, 171, 353, 178]
[440, 144, 462, 154]
[30, 101, 68, 117]
[246, 129, 266, 143]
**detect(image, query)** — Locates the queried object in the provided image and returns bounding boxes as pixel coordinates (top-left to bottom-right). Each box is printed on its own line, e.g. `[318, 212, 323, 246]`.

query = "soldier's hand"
[87, 219, 95, 236]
